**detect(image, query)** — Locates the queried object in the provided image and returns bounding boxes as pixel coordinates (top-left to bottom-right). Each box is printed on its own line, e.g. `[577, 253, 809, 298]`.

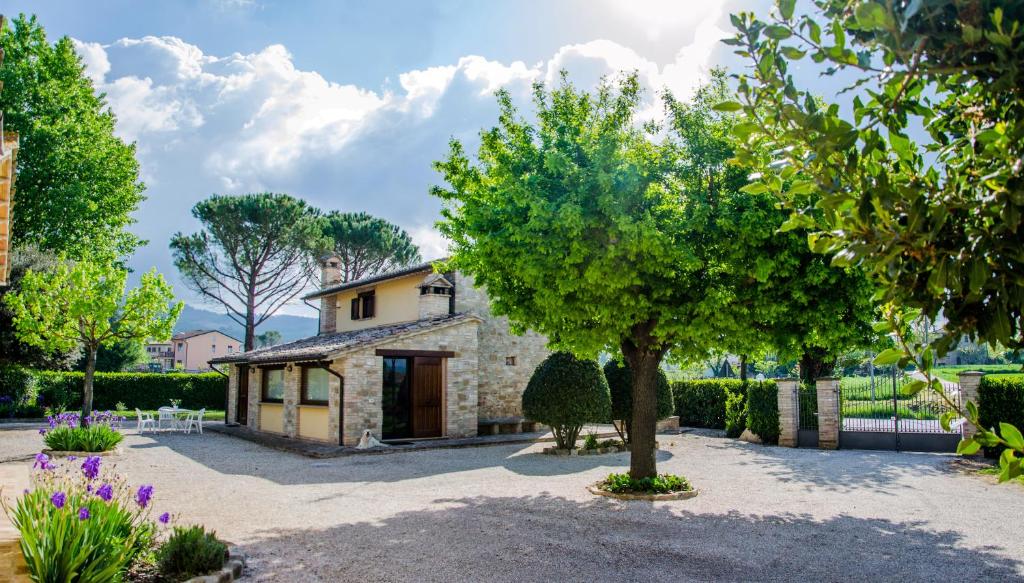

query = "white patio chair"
[157, 407, 176, 431]
[184, 408, 205, 435]
[136, 409, 156, 434]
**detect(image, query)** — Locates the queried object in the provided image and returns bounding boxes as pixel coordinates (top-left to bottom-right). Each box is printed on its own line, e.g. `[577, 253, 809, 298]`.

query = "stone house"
[210, 258, 549, 446]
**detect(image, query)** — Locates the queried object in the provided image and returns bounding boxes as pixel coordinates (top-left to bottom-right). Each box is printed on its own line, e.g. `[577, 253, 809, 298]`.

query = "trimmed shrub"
[598, 472, 692, 494]
[671, 379, 746, 429]
[0, 364, 45, 417]
[603, 359, 674, 443]
[978, 376, 1024, 458]
[522, 352, 612, 449]
[724, 390, 747, 438]
[746, 381, 780, 444]
[31, 371, 226, 412]
[157, 525, 227, 581]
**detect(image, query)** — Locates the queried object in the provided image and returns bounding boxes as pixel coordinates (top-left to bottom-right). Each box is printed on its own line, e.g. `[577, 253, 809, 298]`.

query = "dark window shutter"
[350, 297, 360, 320]
[362, 293, 375, 318]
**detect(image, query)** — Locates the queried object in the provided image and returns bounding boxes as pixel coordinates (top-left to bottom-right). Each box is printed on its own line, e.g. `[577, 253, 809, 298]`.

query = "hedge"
[1, 368, 227, 413]
[522, 352, 611, 449]
[978, 376, 1024, 458]
[746, 381, 780, 444]
[672, 379, 779, 442]
[671, 379, 746, 429]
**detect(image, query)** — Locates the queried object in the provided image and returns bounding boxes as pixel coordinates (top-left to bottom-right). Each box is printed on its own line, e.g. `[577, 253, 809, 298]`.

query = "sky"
[6, 0, 777, 316]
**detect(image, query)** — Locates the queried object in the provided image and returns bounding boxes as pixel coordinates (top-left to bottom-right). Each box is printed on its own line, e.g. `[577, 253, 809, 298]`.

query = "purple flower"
[135, 485, 154, 508]
[86, 484, 93, 493]
[33, 453, 49, 470]
[78, 507, 90, 521]
[81, 456, 101, 480]
[158, 512, 170, 524]
[51, 491, 66, 509]
[38, 428, 46, 435]
[67, 455, 77, 461]
[96, 483, 113, 502]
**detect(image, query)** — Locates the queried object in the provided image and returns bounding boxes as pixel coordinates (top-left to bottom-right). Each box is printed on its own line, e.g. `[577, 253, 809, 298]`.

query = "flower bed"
[39, 411, 126, 453]
[588, 472, 698, 501]
[1, 451, 232, 581]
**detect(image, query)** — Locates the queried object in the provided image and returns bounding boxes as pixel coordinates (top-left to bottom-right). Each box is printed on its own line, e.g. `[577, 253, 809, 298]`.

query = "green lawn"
[933, 365, 1024, 383]
[116, 409, 225, 422]
[979, 466, 1024, 487]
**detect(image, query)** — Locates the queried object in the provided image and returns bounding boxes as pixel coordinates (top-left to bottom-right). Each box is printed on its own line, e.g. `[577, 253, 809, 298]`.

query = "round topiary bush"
[603, 359, 674, 443]
[523, 351, 611, 449]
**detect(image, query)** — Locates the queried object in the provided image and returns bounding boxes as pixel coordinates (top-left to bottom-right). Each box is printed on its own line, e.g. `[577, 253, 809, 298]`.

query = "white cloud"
[75, 10, 725, 310]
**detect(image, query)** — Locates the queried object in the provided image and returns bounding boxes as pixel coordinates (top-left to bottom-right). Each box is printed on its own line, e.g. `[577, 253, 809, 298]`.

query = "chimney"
[319, 256, 341, 334]
[418, 273, 453, 319]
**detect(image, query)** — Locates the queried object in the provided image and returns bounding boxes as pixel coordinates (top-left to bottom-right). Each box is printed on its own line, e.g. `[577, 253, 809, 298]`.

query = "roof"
[208, 313, 479, 365]
[302, 258, 446, 301]
[173, 329, 242, 343]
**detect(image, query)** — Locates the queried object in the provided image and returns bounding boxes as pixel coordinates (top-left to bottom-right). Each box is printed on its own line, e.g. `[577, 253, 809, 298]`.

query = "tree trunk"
[799, 348, 835, 385]
[244, 306, 256, 352]
[622, 342, 664, 480]
[739, 354, 748, 383]
[82, 346, 97, 426]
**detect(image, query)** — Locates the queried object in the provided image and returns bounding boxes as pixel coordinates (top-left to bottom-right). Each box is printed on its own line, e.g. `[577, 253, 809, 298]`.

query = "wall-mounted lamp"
[286, 364, 293, 372]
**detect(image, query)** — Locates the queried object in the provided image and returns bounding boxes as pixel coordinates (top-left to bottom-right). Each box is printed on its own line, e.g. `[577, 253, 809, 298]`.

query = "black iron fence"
[840, 368, 961, 435]
[798, 383, 818, 430]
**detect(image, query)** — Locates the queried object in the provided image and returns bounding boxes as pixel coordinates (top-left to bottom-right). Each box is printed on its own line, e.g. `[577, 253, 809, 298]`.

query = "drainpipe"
[318, 360, 344, 445]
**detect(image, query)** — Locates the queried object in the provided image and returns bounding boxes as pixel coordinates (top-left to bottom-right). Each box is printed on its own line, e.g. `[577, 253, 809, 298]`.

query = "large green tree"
[666, 73, 878, 383]
[433, 74, 737, 479]
[170, 193, 323, 351]
[727, 0, 1023, 478]
[320, 211, 421, 282]
[0, 14, 144, 257]
[4, 261, 181, 421]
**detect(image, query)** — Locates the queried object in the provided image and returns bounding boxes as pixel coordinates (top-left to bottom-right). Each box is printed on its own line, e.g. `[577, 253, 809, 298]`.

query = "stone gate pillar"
[777, 379, 799, 447]
[958, 371, 983, 447]
[816, 377, 840, 449]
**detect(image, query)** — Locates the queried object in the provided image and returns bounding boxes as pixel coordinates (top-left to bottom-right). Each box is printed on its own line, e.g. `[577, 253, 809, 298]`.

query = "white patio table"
[157, 406, 193, 432]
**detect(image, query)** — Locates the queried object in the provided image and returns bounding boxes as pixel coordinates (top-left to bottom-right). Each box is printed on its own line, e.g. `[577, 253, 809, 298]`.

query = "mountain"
[173, 305, 318, 344]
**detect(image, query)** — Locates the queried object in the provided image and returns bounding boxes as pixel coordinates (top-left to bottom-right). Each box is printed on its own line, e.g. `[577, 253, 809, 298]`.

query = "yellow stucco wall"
[298, 406, 330, 441]
[259, 403, 284, 434]
[333, 273, 425, 332]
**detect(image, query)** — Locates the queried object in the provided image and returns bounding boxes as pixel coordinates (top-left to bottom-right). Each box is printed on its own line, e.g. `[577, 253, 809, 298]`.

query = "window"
[227, 345, 233, 352]
[212, 344, 216, 353]
[420, 286, 451, 295]
[262, 367, 285, 402]
[302, 367, 330, 405]
[350, 290, 376, 320]
[505, 356, 516, 366]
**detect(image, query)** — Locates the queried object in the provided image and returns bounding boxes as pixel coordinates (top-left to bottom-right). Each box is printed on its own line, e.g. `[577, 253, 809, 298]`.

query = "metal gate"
[839, 368, 963, 452]
[797, 383, 818, 447]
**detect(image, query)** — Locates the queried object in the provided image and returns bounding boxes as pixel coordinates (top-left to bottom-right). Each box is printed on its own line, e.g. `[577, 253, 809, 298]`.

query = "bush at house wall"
[522, 351, 611, 449]
[978, 376, 1024, 458]
[3, 370, 227, 412]
[0, 364, 45, 417]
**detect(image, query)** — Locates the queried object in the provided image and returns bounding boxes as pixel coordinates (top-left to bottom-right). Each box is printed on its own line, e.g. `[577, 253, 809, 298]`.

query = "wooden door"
[236, 365, 249, 425]
[411, 357, 443, 438]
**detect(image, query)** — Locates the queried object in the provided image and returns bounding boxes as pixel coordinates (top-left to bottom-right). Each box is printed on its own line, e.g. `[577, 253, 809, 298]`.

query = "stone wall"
[226, 364, 239, 424]
[816, 377, 840, 449]
[453, 272, 549, 420]
[338, 319, 481, 446]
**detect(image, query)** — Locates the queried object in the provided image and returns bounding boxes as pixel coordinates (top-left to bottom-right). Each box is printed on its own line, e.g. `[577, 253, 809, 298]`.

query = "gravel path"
[1, 428, 1021, 582]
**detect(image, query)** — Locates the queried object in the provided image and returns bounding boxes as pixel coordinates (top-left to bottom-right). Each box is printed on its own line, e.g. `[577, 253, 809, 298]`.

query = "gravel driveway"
[1, 427, 1021, 582]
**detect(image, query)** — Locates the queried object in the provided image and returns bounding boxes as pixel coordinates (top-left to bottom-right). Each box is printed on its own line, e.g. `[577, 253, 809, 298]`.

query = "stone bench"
[478, 417, 542, 435]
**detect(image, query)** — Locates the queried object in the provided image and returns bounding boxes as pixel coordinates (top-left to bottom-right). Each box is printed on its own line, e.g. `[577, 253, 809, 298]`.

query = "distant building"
[146, 330, 242, 372]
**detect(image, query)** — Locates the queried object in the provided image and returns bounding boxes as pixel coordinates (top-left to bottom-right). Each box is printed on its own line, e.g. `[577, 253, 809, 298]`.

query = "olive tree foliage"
[0, 15, 144, 258]
[4, 261, 182, 421]
[170, 193, 323, 351]
[726, 0, 1023, 479]
[521, 352, 612, 449]
[603, 359, 673, 444]
[320, 212, 421, 282]
[433, 74, 739, 478]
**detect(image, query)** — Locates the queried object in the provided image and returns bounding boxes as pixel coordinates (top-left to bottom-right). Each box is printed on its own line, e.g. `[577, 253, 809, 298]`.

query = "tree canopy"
[4, 260, 181, 419]
[434, 74, 739, 478]
[320, 211, 421, 282]
[727, 0, 1023, 479]
[0, 14, 144, 258]
[170, 193, 323, 351]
